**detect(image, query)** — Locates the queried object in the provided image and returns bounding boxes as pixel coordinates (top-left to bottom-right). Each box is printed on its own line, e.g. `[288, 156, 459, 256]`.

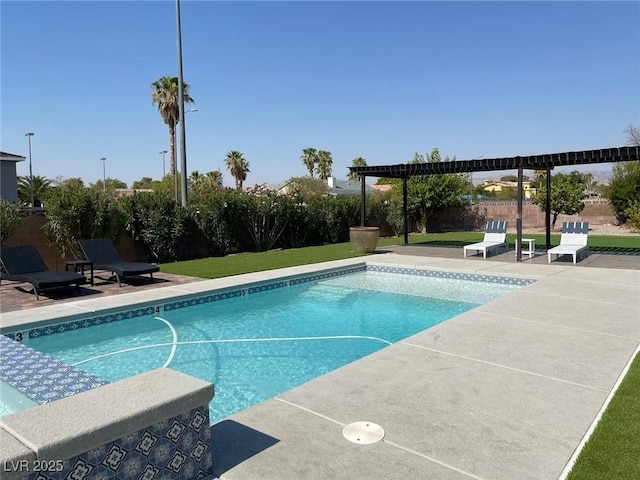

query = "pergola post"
[516, 167, 523, 262]
[545, 168, 552, 250]
[360, 175, 366, 227]
[402, 177, 408, 245]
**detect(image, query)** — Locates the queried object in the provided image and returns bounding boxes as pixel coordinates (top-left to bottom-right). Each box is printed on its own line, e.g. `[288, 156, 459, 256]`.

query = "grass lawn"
[160, 232, 640, 279]
[567, 352, 640, 480]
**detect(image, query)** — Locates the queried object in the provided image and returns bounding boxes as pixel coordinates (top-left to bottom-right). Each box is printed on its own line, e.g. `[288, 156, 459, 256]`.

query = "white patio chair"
[463, 221, 509, 259]
[547, 222, 590, 264]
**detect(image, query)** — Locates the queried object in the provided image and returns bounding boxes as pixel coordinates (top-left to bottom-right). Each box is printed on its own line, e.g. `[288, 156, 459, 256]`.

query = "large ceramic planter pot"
[349, 226, 380, 254]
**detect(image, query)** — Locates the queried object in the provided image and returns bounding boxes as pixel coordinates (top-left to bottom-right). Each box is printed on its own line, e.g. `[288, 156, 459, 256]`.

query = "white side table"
[516, 238, 535, 258]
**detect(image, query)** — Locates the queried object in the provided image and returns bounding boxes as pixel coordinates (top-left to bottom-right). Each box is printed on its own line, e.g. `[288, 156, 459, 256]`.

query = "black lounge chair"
[77, 239, 159, 287]
[0, 245, 86, 300]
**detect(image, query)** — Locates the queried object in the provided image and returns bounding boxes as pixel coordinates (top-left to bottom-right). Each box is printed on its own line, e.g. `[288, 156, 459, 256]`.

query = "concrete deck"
[1, 247, 639, 479]
[211, 249, 639, 480]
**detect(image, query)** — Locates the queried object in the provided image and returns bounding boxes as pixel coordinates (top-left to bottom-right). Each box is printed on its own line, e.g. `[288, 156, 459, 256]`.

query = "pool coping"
[1, 253, 639, 479]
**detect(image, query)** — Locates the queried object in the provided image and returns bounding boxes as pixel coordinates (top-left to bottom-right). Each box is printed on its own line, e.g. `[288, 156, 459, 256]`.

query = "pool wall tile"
[0, 335, 108, 406]
[366, 265, 536, 286]
[19, 406, 212, 480]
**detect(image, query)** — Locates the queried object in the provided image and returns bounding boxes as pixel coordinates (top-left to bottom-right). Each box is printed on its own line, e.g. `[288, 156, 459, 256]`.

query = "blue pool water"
[27, 271, 525, 424]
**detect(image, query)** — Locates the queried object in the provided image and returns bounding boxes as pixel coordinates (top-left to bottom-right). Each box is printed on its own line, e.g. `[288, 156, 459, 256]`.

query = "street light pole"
[176, 0, 188, 207]
[100, 157, 107, 192]
[174, 108, 198, 203]
[25, 132, 35, 207]
[160, 150, 167, 177]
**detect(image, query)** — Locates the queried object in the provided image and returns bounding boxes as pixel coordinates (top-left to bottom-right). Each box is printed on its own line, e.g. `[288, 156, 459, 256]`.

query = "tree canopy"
[532, 171, 587, 228]
[388, 149, 469, 232]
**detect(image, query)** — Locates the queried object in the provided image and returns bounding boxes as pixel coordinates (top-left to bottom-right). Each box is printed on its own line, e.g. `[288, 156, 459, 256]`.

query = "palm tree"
[348, 157, 367, 181]
[205, 170, 223, 190]
[151, 76, 194, 177]
[190, 170, 224, 196]
[301, 148, 318, 178]
[533, 169, 546, 193]
[17, 175, 51, 207]
[225, 151, 250, 190]
[316, 150, 333, 179]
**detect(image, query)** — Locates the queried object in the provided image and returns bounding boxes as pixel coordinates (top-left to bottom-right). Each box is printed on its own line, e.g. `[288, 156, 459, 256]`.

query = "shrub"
[606, 161, 640, 224]
[243, 186, 292, 251]
[624, 200, 640, 232]
[118, 192, 189, 263]
[308, 196, 360, 244]
[43, 185, 123, 257]
[191, 190, 244, 256]
[0, 200, 22, 246]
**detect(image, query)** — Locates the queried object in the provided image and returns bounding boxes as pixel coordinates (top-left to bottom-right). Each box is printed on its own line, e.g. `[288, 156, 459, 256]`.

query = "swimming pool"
[4, 266, 533, 424]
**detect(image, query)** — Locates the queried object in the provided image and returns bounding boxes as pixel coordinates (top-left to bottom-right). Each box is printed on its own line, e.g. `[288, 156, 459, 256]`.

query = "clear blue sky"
[2, 1, 639, 188]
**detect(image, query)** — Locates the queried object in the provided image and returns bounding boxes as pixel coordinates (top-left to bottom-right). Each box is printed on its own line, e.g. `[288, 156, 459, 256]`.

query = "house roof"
[327, 178, 374, 196]
[0, 151, 26, 162]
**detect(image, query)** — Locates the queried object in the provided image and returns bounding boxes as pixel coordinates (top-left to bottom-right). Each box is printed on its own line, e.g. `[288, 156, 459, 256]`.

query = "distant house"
[0, 151, 26, 202]
[276, 176, 375, 197]
[113, 188, 154, 198]
[325, 176, 374, 196]
[482, 180, 536, 199]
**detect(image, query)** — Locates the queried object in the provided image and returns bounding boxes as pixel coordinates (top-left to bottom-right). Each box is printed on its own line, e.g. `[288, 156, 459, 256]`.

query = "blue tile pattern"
[0, 335, 108, 405]
[367, 265, 536, 286]
[25, 406, 212, 480]
[25, 306, 157, 339]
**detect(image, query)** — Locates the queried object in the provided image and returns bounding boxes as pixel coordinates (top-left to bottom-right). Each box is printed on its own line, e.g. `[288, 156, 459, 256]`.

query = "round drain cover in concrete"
[342, 422, 385, 445]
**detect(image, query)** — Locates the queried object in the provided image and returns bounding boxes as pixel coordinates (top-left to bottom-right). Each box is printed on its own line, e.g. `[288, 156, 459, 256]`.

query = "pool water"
[0, 379, 38, 417]
[27, 271, 524, 424]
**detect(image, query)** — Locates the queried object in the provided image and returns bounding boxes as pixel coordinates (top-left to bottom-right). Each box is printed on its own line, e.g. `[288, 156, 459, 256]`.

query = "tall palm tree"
[316, 150, 333, 180]
[301, 148, 318, 178]
[151, 76, 194, 177]
[348, 157, 367, 181]
[225, 151, 250, 190]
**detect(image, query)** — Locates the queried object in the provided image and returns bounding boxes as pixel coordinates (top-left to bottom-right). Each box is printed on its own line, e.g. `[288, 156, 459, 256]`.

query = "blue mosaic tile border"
[367, 265, 536, 286]
[22, 306, 157, 340]
[25, 405, 212, 480]
[0, 335, 108, 405]
[163, 265, 367, 311]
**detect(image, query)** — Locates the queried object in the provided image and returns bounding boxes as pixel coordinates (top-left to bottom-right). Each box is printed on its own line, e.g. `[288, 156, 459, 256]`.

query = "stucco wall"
[1, 162, 19, 202]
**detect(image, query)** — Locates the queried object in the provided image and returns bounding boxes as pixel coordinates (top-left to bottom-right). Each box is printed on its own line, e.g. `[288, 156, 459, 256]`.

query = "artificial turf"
[567, 352, 640, 480]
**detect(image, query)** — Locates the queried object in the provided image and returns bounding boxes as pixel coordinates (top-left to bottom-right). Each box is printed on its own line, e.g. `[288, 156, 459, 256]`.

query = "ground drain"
[342, 421, 385, 445]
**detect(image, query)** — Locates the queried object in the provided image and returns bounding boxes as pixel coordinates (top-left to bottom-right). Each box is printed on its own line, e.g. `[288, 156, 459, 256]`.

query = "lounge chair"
[463, 221, 509, 259]
[77, 238, 159, 287]
[547, 222, 589, 264]
[0, 245, 86, 300]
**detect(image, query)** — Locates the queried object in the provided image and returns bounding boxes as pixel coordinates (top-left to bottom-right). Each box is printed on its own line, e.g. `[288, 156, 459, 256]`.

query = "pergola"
[349, 146, 640, 262]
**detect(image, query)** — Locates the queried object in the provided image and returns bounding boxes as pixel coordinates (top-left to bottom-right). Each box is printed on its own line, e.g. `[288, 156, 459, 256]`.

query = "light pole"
[99, 157, 107, 192]
[25, 133, 35, 207]
[174, 108, 198, 202]
[160, 150, 167, 177]
[176, 0, 189, 207]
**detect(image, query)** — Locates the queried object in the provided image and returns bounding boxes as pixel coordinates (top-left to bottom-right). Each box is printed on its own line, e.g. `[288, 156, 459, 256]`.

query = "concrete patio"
[1, 247, 639, 479]
[210, 249, 639, 480]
